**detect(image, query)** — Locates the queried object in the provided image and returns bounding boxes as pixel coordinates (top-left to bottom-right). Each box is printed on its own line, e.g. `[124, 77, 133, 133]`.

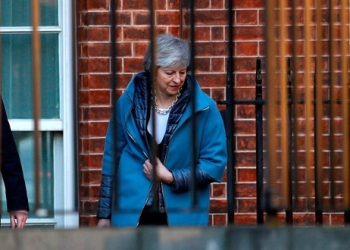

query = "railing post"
[255, 57, 264, 224]
[286, 57, 293, 224]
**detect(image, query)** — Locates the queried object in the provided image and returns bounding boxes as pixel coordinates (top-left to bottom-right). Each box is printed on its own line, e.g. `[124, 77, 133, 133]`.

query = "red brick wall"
[77, 0, 348, 227]
[77, 0, 265, 227]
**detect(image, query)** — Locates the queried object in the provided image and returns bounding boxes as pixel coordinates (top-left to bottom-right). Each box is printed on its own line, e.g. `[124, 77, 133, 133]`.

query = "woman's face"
[155, 66, 187, 97]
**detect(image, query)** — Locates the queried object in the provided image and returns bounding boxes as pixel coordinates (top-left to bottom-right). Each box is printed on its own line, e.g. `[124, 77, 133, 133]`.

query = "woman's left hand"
[143, 157, 174, 184]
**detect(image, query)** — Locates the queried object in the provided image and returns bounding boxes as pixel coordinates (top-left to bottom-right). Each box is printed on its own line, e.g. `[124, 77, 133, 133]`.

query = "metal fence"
[259, 0, 350, 225]
[2, 0, 349, 227]
[107, 0, 350, 225]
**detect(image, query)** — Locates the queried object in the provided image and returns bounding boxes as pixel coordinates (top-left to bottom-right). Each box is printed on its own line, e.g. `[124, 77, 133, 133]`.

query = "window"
[0, 0, 77, 228]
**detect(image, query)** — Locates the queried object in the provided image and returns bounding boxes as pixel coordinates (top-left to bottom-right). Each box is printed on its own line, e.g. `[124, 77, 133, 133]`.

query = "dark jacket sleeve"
[170, 168, 216, 193]
[96, 174, 113, 219]
[1, 100, 29, 212]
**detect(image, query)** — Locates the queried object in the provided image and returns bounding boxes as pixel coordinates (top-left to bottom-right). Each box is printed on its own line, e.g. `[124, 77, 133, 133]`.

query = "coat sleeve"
[169, 101, 227, 193]
[1, 100, 29, 212]
[170, 168, 215, 193]
[96, 174, 113, 219]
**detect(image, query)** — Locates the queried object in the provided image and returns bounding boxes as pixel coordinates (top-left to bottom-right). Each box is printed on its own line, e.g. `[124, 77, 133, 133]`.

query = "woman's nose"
[173, 73, 180, 83]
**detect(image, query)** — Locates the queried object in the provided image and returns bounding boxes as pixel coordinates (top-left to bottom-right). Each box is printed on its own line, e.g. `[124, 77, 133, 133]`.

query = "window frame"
[0, 0, 78, 228]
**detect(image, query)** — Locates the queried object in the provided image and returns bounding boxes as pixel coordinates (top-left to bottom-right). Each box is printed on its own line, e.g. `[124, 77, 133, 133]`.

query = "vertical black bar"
[286, 57, 293, 224]
[314, 0, 324, 225]
[313, 63, 323, 225]
[345, 58, 350, 224]
[148, 0, 158, 212]
[226, 0, 235, 225]
[255, 57, 264, 224]
[110, 0, 119, 211]
[189, 0, 198, 208]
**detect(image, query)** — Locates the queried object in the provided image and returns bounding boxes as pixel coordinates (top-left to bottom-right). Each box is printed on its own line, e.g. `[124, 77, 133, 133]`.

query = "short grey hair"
[143, 34, 190, 72]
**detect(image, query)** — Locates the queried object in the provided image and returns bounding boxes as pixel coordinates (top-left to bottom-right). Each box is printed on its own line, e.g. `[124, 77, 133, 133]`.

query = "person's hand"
[143, 157, 174, 184]
[97, 218, 111, 228]
[9, 210, 28, 229]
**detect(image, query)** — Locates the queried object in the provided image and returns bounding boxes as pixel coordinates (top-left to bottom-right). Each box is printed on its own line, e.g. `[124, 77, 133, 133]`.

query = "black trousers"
[138, 206, 168, 226]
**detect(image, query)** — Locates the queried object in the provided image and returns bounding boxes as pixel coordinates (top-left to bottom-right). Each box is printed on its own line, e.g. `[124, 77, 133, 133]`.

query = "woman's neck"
[155, 95, 176, 108]
[154, 90, 178, 109]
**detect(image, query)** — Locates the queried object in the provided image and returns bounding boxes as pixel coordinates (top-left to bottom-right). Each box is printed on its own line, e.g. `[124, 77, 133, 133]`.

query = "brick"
[86, 12, 110, 25]
[118, 11, 132, 25]
[237, 168, 256, 182]
[237, 136, 257, 150]
[211, 88, 225, 102]
[157, 11, 180, 26]
[80, 155, 103, 169]
[235, 183, 256, 197]
[234, 87, 257, 100]
[83, 106, 111, 120]
[212, 214, 227, 225]
[236, 73, 256, 87]
[123, 0, 148, 10]
[196, 74, 226, 87]
[88, 58, 110, 73]
[195, 10, 228, 25]
[210, 199, 227, 213]
[232, 0, 263, 9]
[234, 214, 258, 225]
[236, 10, 258, 25]
[124, 27, 150, 41]
[124, 58, 145, 73]
[193, 27, 211, 41]
[84, 74, 111, 89]
[87, 121, 109, 137]
[87, 0, 108, 10]
[236, 42, 258, 56]
[237, 199, 257, 213]
[134, 11, 150, 25]
[236, 104, 255, 119]
[168, 0, 181, 10]
[211, 0, 224, 9]
[195, 58, 210, 72]
[134, 42, 148, 57]
[196, 42, 227, 56]
[211, 58, 225, 72]
[87, 27, 110, 41]
[211, 27, 224, 40]
[81, 169, 103, 185]
[233, 26, 264, 40]
[87, 43, 110, 57]
[235, 57, 257, 72]
[77, 0, 87, 11]
[77, 27, 88, 42]
[196, 0, 210, 9]
[212, 183, 226, 198]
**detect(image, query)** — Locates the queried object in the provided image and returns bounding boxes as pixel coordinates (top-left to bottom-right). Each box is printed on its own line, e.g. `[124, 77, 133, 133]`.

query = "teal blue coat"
[102, 73, 227, 226]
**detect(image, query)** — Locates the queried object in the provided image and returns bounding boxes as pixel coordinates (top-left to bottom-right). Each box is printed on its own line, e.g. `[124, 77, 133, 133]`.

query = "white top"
[147, 110, 169, 144]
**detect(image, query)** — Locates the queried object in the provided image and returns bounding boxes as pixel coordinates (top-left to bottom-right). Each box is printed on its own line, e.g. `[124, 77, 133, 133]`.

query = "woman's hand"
[9, 210, 28, 229]
[143, 157, 174, 184]
[97, 218, 111, 228]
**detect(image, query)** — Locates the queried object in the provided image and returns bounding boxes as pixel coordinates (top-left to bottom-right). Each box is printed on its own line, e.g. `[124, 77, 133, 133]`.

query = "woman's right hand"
[97, 218, 111, 228]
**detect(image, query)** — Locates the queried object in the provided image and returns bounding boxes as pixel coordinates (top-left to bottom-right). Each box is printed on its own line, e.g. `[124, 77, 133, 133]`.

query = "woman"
[97, 34, 227, 227]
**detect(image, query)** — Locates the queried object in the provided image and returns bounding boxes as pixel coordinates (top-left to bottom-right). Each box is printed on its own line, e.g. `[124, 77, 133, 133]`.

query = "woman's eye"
[166, 72, 173, 75]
